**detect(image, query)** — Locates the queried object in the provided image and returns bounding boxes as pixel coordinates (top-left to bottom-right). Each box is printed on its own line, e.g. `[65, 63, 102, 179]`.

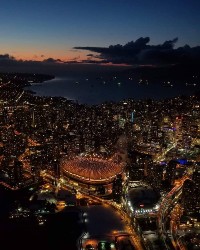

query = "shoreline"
[25, 75, 200, 106]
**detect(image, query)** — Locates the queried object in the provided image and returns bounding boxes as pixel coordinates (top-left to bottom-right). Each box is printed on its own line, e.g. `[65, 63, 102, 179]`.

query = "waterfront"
[83, 205, 125, 236]
[26, 75, 200, 105]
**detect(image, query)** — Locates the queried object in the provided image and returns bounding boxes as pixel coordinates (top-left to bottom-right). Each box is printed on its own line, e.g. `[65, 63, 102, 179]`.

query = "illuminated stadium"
[61, 155, 124, 185]
[126, 187, 160, 216]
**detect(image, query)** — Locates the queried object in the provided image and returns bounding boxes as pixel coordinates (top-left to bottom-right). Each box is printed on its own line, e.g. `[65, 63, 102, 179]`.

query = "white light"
[110, 243, 115, 249]
[83, 232, 89, 239]
[154, 204, 160, 210]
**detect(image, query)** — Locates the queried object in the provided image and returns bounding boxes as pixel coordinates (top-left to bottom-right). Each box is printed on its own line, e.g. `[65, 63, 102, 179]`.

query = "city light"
[0, 72, 200, 250]
[61, 155, 124, 184]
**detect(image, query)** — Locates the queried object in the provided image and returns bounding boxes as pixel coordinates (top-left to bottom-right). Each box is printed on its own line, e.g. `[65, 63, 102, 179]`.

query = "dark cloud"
[0, 53, 125, 75]
[74, 37, 200, 66]
[0, 54, 65, 74]
[42, 57, 63, 63]
[0, 54, 64, 65]
[0, 54, 15, 60]
[67, 56, 80, 61]
[1, 37, 199, 75]
[81, 59, 108, 64]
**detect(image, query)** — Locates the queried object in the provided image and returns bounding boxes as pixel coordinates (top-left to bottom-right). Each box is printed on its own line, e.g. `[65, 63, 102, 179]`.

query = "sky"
[0, 0, 200, 65]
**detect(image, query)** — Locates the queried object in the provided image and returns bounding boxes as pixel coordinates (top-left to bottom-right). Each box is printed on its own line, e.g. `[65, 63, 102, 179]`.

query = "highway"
[158, 176, 189, 250]
[153, 143, 177, 163]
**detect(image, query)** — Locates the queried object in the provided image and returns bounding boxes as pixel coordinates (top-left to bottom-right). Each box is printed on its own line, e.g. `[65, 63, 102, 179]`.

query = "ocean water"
[26, 76, 200, 105]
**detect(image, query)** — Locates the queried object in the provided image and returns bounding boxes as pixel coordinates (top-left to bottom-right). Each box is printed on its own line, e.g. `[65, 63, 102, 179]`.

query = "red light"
[140, 204, 144, 207]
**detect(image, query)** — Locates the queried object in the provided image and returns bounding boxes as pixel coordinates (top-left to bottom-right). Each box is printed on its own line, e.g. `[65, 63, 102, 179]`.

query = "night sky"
[0, 0, 200, 66]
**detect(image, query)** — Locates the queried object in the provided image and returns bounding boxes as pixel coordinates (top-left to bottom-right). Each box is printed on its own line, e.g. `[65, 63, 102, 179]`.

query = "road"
[153, 143, 177, 163]
[79, 193, 144, 250]
[158, 176, 189, 250]
[42, 173, 145, 250]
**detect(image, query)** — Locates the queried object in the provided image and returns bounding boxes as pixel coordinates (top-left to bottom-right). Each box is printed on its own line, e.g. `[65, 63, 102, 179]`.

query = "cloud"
[81, 59, 108, 64]
[0, 53, 66, 74]
[74, 37, 200, 66]
[0, 54, 66, 68]
[67, 55, 80, 62]
[0, 52, 124, 75]
[1, 37, 200, 75]
[0, 54, 65, 64]
[42, 57, 63, 63]
[0, 54, 61, 63]
[87, 54, 95, 57]
[0, 54, 15, 60]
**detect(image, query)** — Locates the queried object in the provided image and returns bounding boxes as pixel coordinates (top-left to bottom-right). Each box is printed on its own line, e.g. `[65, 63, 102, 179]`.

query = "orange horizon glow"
[12, 53, 130, 67]
[1, 43, 130, 67]
[13, 50, 89, 62]
[0, 42, 90, 62]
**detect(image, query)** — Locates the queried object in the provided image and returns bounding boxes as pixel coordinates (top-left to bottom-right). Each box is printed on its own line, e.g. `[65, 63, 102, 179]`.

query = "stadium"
[126, 186, 160, 216]
[61, 155, 124, 186]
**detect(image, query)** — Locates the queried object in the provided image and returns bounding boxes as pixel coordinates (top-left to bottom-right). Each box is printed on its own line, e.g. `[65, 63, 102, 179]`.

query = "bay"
[26, 75, 200, 105]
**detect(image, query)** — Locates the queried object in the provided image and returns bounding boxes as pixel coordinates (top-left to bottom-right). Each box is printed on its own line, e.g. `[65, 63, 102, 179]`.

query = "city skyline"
[0, 72, 200, 250]
[0, 1, 200, 249]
